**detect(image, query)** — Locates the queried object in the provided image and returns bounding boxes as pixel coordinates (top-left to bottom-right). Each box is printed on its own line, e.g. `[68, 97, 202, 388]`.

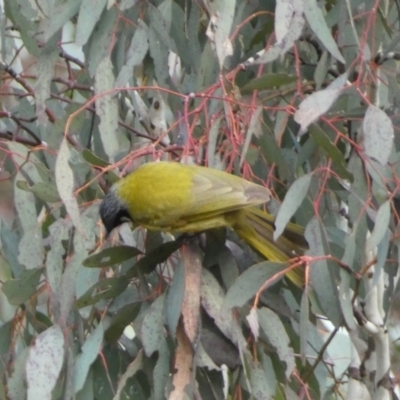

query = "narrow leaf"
[363, 105, 394, 165]
[240, 106, 262, 167]
[141, 295, 165, 356]
[2, 269, 42, 305]
[305, 218, 341, 327]
[95, 56, 119, 162]
[14, 172, 44, 270]
[55, 139, 84, 233]
[257, 308, 295, 378]
[115, 20, 149, 87]
[201, 269, 246, 348]
[26, 325, 64, 400]
[304, 0, 345, 63]
[308, 124, 353, 181]
[112, 350, 144, 400]
[105, 303, 141, 343]
[75, 277, 129, 308]
[166, 262, 185, 338]
[76, 0, 108, 46]
[366, 200, 391, 252]
[73, 323, 104, 394]
[224, 262, 287, 308]
[274, 174, 311, 241]
[249, 360, 274, 400]
[299, 291, 309, 365]
[240, 73, 297, 93]
[40, 0, 81, 41]
[295, 72, 348, 132]
[205, 0, 235, 67]
[83, 246, 142, 268]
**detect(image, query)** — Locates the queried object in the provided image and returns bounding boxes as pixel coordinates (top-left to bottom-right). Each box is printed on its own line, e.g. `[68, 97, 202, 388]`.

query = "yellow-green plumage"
[100, 161, 306, 286]
[115, 162, 269, 231]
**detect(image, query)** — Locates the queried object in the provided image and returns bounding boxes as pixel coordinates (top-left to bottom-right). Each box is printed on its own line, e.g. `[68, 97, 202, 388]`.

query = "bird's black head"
[99, 188, 132, 235]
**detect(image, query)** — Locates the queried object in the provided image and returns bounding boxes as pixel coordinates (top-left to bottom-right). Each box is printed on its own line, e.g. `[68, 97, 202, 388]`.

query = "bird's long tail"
[233, 207, 306, 286]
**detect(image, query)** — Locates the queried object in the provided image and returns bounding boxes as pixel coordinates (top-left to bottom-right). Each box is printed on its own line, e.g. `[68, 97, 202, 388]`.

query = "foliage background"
[0, 0, 400, 399]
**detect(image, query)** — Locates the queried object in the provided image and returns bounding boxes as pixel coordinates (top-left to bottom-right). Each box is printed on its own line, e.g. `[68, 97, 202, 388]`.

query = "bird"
[99, 161, 306, 285]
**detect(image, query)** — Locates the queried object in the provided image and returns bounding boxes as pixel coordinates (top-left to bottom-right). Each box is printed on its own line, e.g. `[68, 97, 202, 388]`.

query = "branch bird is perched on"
[99, 161, 305, 285]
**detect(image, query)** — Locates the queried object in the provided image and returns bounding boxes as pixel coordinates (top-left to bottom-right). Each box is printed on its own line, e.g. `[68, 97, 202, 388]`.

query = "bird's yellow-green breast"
[115, 162, 194, 227]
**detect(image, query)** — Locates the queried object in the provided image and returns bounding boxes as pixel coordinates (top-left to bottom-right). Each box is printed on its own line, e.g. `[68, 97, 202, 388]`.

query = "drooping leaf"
[45, 220, 69, 293]
[4, 0, 39, 55]
[205, 0, 235, 68]
[105, 302, 141, 343]
[14, 172, 44, 271]
[148, 3, 177, 53]
[55, 139, 84, 234]
[224, 262, 287, 309]
[112, 350, 144, 400]
[308, 124, 353, 181]
[2, 268, 43, 305]
[7, 347, 30, 400]
[141, 295, 165, 356]
[26, 325, 65, 400]
[166, 261, 185, 338]
[34, 39, 59, 124]
[207, 116, 223, 168]
[126, 240, 182, 277]
[363, 105, 394, 165]
[81, 149, 110, 168]
[295, 72, 348, 132]
[240, 73, 297, 94]
[274, 174, 311, 241]
[299, 290, 310, 365]
[240, 106, 262, 167]
[95, 56, 120, 163]
[115, 20, 149, 87]
[76, 0, 108, 46]
[249, 360, 275, 400]
[257, 307, 295, 378]
[201, 269, 246, 348]
[17, 181, 60, 202]
[83, 246, 142, 268]
[304, 0, 345, 63]
[366, 200, 391, 253]
[275, 0, 298, 44]
[75, 277, 129, 308]
[305, 218, 341, 327]
[86, 8, 118, 77]
[73, 323, 104, 394]
[39, 0, 82, 41]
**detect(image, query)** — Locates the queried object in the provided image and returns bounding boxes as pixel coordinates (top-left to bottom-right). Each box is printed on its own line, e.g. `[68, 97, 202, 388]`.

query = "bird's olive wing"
[124, 163, 270, 230]
[179, 168, 270, 221]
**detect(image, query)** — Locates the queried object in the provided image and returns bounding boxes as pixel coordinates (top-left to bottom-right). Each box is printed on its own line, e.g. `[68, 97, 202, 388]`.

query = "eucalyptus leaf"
[240, 73, 297, 93]
[83, 246, 142, 268]
[274, 174, 311, 241]
[166, 261, 185, 338]
[2, 269, 43, 305]
[305, 218, 341, 327]
[141, 295, 165, 356]
[304, 0, 345, 63]
[76, 0, 108, 46]
[73, 323, 104, 394]
[26, 325, 65, 400]
[224, 262, 287, 309]
[257, 307, 295, 379]
[363, 105, 394, 165]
